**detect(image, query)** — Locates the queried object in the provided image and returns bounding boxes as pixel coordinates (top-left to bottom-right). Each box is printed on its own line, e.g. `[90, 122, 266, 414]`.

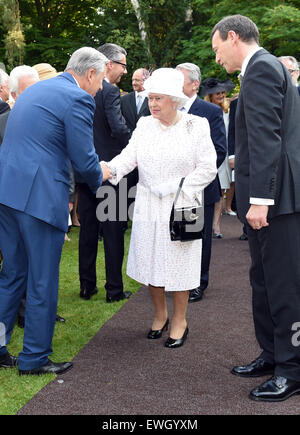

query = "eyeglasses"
[113, 60, 127, 70]
[288, 69, 298, 74]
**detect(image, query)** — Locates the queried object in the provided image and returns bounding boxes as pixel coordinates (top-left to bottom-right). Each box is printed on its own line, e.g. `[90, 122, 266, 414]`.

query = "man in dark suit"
[78, 43, 132, 303]
[0, 69, 10, 134]
[278, 56, 300, 97]
[227, 96, 247, 240]
[0, 47, 110, 374]
[0, 69, 9, 108]
[121, 68, 151, 135]
[176, 63, 227, 302]
[212, 14, 300, 402]
[0, 66, 39, 146]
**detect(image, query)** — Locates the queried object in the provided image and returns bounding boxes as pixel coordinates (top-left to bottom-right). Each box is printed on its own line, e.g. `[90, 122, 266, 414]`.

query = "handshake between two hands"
[100, 162, 113, 181]
[99, 162, 178, 196]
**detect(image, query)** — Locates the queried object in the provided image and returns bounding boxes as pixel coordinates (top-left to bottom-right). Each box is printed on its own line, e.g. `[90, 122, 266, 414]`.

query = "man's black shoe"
[249, 376, 300, 402]
[19, 359, 73, 376]
[17, 315, 25, 328]
[56, 314, 66, 323]
[106, 291, 132, 303]
[80, 286, 98, 300]
[239, 233, 248, 241]
[0, 352, 18, 368]
[231, 357, 275, 378]
[188, 287, 204, 303]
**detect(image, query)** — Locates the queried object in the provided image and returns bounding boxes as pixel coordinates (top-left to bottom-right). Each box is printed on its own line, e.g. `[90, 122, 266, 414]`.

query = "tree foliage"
[0, 0, 25, 69]
[0, 0, 299, 88]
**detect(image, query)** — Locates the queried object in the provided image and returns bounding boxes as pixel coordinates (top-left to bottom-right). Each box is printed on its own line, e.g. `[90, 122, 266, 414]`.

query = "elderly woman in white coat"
[102, 68, 217, 348]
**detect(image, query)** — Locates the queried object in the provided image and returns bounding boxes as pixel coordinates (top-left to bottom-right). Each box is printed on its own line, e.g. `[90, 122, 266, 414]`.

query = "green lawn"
[0, 226, 140, 415]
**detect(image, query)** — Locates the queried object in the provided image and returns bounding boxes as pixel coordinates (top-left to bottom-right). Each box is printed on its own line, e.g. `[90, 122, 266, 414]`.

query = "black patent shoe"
[249, 376, 300, 402]
[0, 352, 18, 368]
[80, 286, 98, 300]
[147, 319, 169, 339]
[106, 291, 132, 303]
[19, 359, 73, 376]
[165, 326, 189, 349]
[56, 314, 66, 323]
[188, 287, 203, 303]
[231, 357, 275, 378]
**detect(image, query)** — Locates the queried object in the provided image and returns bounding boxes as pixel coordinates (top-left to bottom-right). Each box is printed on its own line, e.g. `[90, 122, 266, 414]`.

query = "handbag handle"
[173, 178, 185, 208]
[172, 177, 201, 208]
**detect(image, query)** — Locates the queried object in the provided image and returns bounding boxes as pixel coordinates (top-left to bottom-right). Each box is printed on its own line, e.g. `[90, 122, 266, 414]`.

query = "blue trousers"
[0, 204, 64, 370]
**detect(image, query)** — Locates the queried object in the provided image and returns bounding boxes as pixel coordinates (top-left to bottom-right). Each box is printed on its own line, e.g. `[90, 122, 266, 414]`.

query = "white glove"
[150, 181, 179, 199]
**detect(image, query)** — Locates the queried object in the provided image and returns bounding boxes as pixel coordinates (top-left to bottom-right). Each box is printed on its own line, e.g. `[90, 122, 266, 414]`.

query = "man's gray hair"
[0, 68, 9, 86]
[176, 63, 202, 85]
[65, 47, 109, 76]
[97, 43, 127, 62]
[169, 95, 187, 109]
[212, 14, 259, 44]
[9, 65, 39, 94]
[278, 56, 299, 71]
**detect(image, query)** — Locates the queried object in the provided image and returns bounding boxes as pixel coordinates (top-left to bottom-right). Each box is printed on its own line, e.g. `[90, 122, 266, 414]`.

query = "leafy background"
[0, 0, 299, 90]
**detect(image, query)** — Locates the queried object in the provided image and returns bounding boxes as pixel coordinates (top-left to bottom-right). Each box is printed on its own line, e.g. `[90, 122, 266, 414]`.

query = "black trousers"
[200, 203, 214, 291]
[78, 172, 137, 298]
[247, 212, 300, 381]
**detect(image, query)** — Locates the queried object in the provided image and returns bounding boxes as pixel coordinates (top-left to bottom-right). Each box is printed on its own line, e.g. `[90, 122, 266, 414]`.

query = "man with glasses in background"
[278, 56, 300, 96]
[78, 43, 132, 303]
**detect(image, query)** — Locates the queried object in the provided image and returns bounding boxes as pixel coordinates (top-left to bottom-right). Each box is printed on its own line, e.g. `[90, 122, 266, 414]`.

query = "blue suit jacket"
[189, 96, 227, 205]
[0, 72, 102, 232]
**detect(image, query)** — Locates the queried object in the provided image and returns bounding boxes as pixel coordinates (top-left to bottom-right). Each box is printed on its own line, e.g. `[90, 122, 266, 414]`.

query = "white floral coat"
[107, 113, 217, 291]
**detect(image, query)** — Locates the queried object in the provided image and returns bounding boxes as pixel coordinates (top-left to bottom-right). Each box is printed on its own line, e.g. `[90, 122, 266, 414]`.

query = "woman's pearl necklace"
[158, 112, 181, 130]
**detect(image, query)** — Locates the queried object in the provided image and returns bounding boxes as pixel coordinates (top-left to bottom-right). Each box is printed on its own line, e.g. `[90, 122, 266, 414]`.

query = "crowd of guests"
[0, 13, 300, 403]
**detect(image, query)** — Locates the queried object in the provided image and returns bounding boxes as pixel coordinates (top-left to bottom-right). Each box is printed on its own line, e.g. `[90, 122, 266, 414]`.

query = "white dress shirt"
[181, 94, 197, 113]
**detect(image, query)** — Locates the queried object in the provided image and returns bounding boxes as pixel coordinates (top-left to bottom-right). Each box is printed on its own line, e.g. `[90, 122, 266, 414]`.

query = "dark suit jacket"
[0, 100, 10, 114]
[189, 96, 227, 205]
[0, 110, 9, 145]
[227, 97, 238, 157]
[235, 49, 300, 222]
[121, 91, 150, 135]
[93, 80, 130, 162]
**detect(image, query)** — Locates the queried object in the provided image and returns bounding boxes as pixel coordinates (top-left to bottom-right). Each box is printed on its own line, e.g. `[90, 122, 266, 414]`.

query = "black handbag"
[169, 178, 204, 242]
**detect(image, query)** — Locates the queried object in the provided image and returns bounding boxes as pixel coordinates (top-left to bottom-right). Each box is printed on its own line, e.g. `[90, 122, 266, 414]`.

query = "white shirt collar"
[241, 46, 263, 76]
[183, 94, 197, 113]
[72, 76, 80, 88]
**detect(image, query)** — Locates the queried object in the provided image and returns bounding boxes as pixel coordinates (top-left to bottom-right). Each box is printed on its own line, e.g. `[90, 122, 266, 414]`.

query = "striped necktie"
[136, 94, 143, 113]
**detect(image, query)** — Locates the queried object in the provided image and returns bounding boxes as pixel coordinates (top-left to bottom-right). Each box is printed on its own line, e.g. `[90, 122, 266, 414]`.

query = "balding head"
[132, 68, 150, 92]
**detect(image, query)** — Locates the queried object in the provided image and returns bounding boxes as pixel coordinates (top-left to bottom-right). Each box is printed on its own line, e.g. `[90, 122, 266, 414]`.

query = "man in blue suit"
[0, 47, 111, 375]
[176, 63, 227, 302]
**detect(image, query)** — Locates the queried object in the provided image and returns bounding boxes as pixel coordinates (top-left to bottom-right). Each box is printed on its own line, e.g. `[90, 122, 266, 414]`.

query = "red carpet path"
[18, 215, 300, 415]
